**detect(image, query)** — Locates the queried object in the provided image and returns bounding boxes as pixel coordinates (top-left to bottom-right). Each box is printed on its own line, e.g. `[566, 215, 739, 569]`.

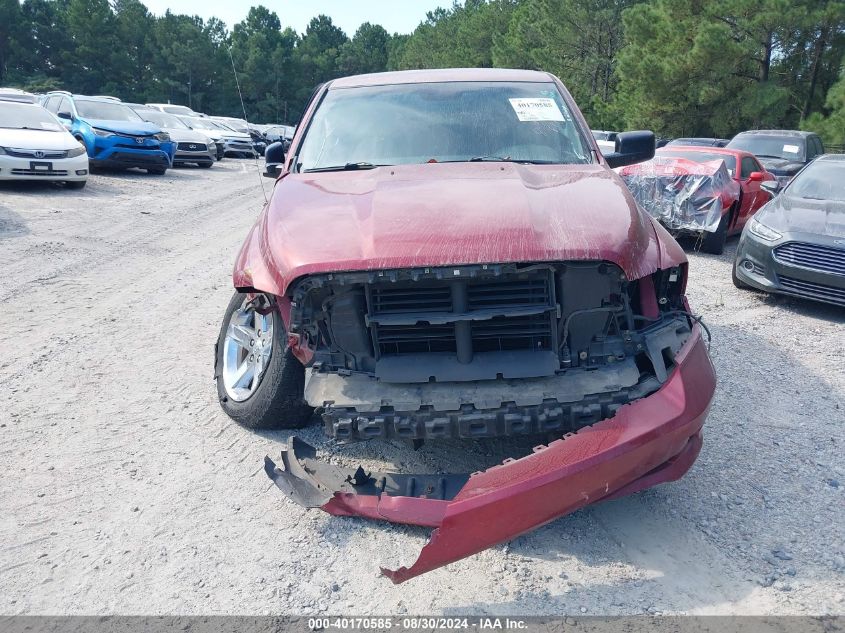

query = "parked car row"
[0, 87, 290, 188]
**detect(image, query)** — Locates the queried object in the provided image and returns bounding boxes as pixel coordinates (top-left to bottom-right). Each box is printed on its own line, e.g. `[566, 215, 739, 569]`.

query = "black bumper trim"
[323, 377, 661, 441]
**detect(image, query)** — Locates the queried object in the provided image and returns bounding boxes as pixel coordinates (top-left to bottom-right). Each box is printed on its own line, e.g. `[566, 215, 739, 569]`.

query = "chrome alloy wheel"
[222, 297, 274, 402]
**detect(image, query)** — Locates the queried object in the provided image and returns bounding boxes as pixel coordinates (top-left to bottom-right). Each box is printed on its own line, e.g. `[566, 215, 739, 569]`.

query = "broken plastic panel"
[265, 326, 716, 583]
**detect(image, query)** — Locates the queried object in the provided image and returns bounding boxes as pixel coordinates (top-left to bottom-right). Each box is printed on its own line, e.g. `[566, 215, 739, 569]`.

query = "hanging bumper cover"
[265, 325, 716, 583]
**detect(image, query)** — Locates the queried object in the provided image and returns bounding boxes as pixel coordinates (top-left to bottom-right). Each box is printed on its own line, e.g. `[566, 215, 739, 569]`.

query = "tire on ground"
[732, 260, 748, 289]
[215, 291, 313, 430]
[699, 208, 731, 255]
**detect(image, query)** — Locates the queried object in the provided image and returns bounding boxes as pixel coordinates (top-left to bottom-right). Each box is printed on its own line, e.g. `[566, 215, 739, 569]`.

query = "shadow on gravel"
[91, 167, 206, 181]
[753, 292, 845, 323]
[674, 234, 742, 258]
[0, 203, 30, 239]
[0, 180, 78, 197]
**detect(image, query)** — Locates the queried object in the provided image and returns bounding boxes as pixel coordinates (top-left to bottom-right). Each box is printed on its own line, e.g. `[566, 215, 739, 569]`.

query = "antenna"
[226, 44, 268, 204]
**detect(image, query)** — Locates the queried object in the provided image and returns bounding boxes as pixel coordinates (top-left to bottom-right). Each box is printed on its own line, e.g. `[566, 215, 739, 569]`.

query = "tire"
[199, 162, 213, 169]
[215, 292, 313, 430]
[699, 211, 730, 255]
[147, 167, 167, 175]
[66, 180, 86, 189]
[732, 260, 748, 289]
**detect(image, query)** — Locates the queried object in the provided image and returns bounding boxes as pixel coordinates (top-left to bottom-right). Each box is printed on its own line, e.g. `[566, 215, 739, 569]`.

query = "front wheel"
[215, 292, 313, 429]
[732, 261, 748, 289]
[699, 212, 729, 255]
[66, 180, 86, 190]
[147, 167, 167, 175]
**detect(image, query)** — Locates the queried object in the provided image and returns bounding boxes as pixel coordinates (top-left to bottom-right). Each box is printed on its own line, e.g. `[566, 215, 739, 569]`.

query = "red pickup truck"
[214, 68, 717, 582]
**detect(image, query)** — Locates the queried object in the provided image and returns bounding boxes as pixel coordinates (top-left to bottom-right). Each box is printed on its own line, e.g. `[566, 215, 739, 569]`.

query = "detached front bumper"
[266, 325, 716, 583]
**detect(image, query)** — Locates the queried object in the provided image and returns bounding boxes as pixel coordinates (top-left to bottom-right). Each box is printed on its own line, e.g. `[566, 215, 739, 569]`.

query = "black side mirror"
[57, 111, 73, 121]
[283, 139, 291, 153]
[604, 130, 656, 169]
[760, 180, 780, 196]
[263, 141, 285, 178]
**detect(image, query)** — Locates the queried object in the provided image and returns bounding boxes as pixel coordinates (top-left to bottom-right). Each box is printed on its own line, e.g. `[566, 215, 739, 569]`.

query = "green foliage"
[493, 0, 640, 128]
[0, 0, 842, 135]
[397, 1, 518, 69]
[340, 23, 391, 75]
[615, 0, 843, 136]
[803, 72, 845, 144]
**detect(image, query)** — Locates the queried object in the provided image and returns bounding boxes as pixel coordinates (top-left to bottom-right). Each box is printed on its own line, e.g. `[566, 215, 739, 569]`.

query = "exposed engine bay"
[286, 261, 693, 442]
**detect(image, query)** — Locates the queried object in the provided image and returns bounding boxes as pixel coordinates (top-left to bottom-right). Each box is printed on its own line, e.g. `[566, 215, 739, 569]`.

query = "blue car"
[41, 92, 175, 174]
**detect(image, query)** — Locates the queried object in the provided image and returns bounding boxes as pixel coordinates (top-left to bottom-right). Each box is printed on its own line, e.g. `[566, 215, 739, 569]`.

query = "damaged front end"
[267, 261, 716, 581]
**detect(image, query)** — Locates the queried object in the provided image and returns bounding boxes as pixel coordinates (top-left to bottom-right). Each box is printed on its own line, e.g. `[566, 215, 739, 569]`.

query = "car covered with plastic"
[618, 146, 776, 254]
[214, 68, 717, 583]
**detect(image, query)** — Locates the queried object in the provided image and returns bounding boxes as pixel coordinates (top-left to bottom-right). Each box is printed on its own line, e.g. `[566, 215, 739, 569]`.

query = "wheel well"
[727, 199, 740, 229]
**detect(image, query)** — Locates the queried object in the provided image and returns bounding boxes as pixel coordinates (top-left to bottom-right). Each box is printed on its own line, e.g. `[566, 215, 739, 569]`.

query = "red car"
[215, 69, 717, 582]
[619, 146, 776, 254]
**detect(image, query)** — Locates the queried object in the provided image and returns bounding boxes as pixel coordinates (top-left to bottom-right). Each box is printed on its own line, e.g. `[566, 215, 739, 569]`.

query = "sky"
[141, 0, 450, 36]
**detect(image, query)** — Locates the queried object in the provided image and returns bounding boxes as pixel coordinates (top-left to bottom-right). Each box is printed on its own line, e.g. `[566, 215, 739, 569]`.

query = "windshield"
[162, 105, 194, 116]
[76, 99, 143, 122]
[728, 135, 805, 161]
[217, 119, 249, 133]
[137, 110, 189, 129]
[0, 102, 64, 131]
[182, 117, 212, 130]
[787, 161, 845, 202]
[296, 81, 592, 172]
[214, 122, 241, 133]
[659, 150, 737, 176]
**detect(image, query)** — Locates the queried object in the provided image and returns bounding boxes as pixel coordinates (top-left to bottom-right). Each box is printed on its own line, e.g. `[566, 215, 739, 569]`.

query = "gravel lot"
[1, 162, 843, 616]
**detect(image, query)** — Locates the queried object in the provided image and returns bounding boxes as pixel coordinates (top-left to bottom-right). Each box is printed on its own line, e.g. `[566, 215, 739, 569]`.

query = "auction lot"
[1, 162, 843, 615]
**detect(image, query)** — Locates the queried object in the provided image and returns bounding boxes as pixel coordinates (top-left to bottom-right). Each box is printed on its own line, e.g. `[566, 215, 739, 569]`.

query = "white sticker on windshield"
[509, 98, 565, 122]
[783, 144, 800, 154]
[40, 122, 62, 131]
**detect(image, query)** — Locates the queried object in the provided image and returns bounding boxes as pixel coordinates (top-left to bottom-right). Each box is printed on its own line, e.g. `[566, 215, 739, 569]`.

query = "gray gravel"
[0, 164, 843, 615]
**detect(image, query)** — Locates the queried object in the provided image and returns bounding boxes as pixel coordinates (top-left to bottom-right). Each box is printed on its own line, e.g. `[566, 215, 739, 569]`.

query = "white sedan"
[0, 99, 89, 188]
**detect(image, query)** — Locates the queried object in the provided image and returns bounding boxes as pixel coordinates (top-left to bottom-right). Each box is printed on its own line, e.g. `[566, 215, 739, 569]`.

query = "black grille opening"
[779, 275, 845, 305]
[774, 242, 845, 276]
[467, 278, 551, 308]
[370, 284, 453, 314]
[471, 315, 553, 352]
[368, 270, 556, 358]
[375, 323, 456, 355]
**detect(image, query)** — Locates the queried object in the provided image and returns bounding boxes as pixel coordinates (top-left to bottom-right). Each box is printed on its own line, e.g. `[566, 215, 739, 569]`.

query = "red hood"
[234, 162, 682, 295]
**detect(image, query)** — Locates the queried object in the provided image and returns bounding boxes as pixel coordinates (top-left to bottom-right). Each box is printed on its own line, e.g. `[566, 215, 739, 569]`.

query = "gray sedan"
[733, 154, 845, 306]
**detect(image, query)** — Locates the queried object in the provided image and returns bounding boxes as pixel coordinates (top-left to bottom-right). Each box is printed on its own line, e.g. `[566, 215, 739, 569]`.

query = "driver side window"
[58, 97, 73, 117]
[740, 156, 757, 179]
[44, 96, 59, 113]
